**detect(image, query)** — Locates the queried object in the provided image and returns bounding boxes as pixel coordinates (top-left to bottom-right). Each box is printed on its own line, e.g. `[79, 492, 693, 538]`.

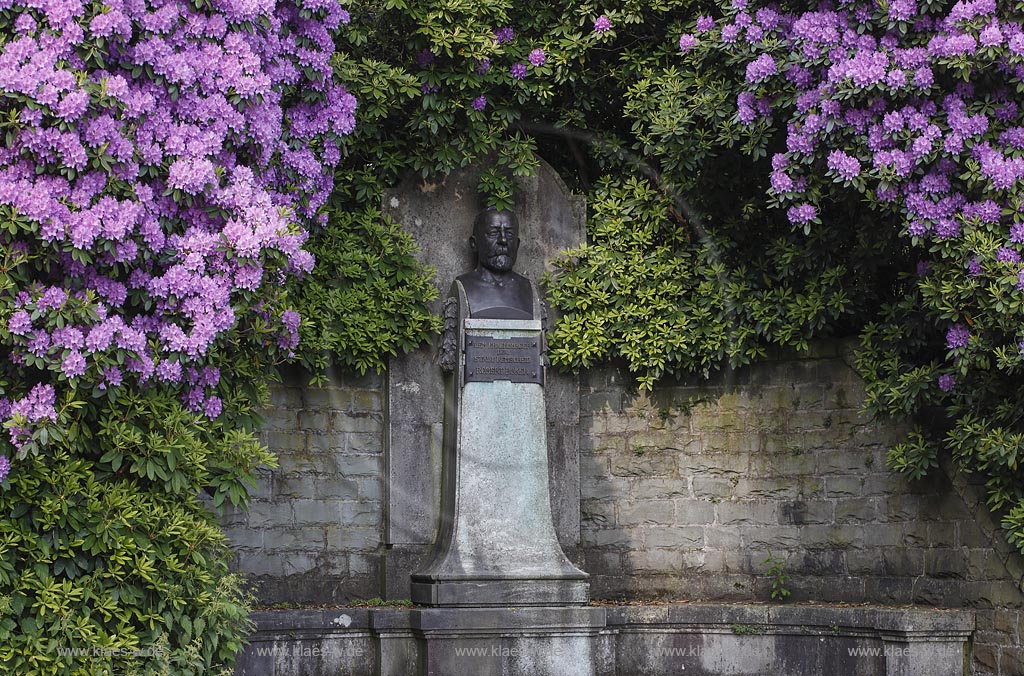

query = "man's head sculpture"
[470, 208, 520, 274]
[455, 207, 534, 320]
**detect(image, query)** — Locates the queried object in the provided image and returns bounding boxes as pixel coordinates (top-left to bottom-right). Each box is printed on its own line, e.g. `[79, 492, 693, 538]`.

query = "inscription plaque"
[464, 336, 543, 385]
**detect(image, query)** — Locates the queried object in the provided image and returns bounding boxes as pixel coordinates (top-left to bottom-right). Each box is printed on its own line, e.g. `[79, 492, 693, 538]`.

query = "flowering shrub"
[663, 0, 1024, 554]
[1, 0, 354, 457]
[0, 0, 353, 670]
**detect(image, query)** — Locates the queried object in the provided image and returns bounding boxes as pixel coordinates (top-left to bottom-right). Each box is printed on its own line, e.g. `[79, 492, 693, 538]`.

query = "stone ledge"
[237, 603, 975, 676]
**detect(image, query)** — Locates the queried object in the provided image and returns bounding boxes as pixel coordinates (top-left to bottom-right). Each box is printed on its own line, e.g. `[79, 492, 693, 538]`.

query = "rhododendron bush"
[0, 0, 354, 670]
[663, 0, 1024, 553]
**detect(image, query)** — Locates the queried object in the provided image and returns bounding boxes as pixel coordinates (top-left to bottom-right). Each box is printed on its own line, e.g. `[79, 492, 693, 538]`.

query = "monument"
[410, 208, 590, 606]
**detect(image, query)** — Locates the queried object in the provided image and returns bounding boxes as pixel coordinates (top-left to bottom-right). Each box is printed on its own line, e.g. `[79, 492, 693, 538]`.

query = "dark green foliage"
[0, 389, 272, 675]
[294, 207, 441, 379]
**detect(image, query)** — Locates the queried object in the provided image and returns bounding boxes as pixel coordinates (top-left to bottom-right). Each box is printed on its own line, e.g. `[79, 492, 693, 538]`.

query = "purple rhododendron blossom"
[679, 34, 698, 52]
[827, 150, 861, 180]
[594, 15, 612, 33]
[510, 63, 528, 80]
[938, 374, 956, 392]
[946, 324, 970, 349]
[788, 204, 817, 224]
[696, 16, 714, 33]
[471, 96, 487, 111]
[8, 310, 31, 335]
[998, 247, 1022, 264]
[529, 49, 546, 67]
[746, 54, 777, 83]
[494, 27, 514, 44]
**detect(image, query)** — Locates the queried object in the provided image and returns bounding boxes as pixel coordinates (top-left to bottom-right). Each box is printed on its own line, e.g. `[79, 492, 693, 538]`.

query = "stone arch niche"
[381, 158, 586, 599]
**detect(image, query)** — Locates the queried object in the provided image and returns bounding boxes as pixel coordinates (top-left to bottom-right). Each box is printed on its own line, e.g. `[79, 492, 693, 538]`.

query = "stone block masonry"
[579, 340, 1024, 676]
[223, 364, 386, 605]
[224, 339, 1024, 675]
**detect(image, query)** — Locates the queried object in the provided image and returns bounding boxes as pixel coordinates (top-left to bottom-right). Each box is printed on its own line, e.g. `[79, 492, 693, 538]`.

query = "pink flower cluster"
[0, 0, 356, 462]
[704, 0, 1023, 243]
[692, 0, 1024, 399]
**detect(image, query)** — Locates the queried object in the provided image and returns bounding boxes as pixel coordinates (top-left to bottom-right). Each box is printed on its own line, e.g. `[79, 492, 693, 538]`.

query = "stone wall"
[223, 365, 386, 605]
[224, 340, 1024, 674]
[578, 340, 1024, 676]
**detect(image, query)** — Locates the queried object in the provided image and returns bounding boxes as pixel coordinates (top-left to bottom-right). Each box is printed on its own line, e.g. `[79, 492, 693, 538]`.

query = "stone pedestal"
[383, 162, 585, 601]
[411, 283, 588, 606]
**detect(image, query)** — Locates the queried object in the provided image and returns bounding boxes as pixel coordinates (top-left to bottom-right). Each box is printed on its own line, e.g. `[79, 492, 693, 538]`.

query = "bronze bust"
[456, 208, 534, 320]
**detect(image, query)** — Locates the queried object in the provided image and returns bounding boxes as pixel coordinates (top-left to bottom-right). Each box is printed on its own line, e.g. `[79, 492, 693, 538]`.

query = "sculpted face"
[471, 210, 519, 273]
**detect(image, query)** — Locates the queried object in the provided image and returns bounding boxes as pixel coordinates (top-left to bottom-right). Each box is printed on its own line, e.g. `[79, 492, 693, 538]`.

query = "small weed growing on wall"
[762, 550, 792, 602]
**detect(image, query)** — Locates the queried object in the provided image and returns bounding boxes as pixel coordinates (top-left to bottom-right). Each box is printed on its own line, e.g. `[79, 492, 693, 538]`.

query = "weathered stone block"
[703, 431, 759, 454]
[306, 433, 345, 453]
[265, 430, 306, 453]
[673, 499, 716, 525]
[351, 390, 383, 412]
[625, 549, 686, 573]
[796, 550, 846, 576]
[924, 548, 968, 579]
[692, 477, 739, 499]
[716, 500, 778, 525]
[825, 476, 864, 498]
[245, 500, 281, 528]
[705, 526, 742, 550]
[816, 451, 873, 474]
[972, 642, 1000, 672]
[326, 527, 381, 551]
[627, 430, 685, 452]
[629, 478, 689, 501]
[756, 452, 817, 477]
[737, 478, 806, 500]
[580, 391, 623, 413]
[298, 410, 329, 431]
[580, 499, 616, 528]
[779, 500, 834, 525]
[591, 435, 626, 454]
[313, 476, 360, 500]
[692, 475, 741, 501]
[346, 432, 384, 454]
[332, 412, 383, 434]
[274, 474, 317, 500]
[834, 498, 881, 524]
[291, 499, 343, 526]
[679, 453, 750, 476]
[225, 527, 265, 551]
[610, 452, 675, 477]
[269, 385, 303, 409]
[302, 387, 353, 410]
[338, 455, 382, 476]
[263, 527, 324, 553]
[581, 528, 636, 549]
[1003, 647, 1024, 676]
[618, 501, 675, 526]
[926, 521, 958, 548]
[340, 502, 383, 528]
[739, 525, 802, 549]
[642, 526, 704, 549]
[263, 409, 299, 432]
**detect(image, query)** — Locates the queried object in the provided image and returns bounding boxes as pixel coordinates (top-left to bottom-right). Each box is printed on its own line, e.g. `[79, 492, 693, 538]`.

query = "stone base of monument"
[410, 310, 590, 607]
[235, 603, 975, 676]
[410, 577, 590, 607]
